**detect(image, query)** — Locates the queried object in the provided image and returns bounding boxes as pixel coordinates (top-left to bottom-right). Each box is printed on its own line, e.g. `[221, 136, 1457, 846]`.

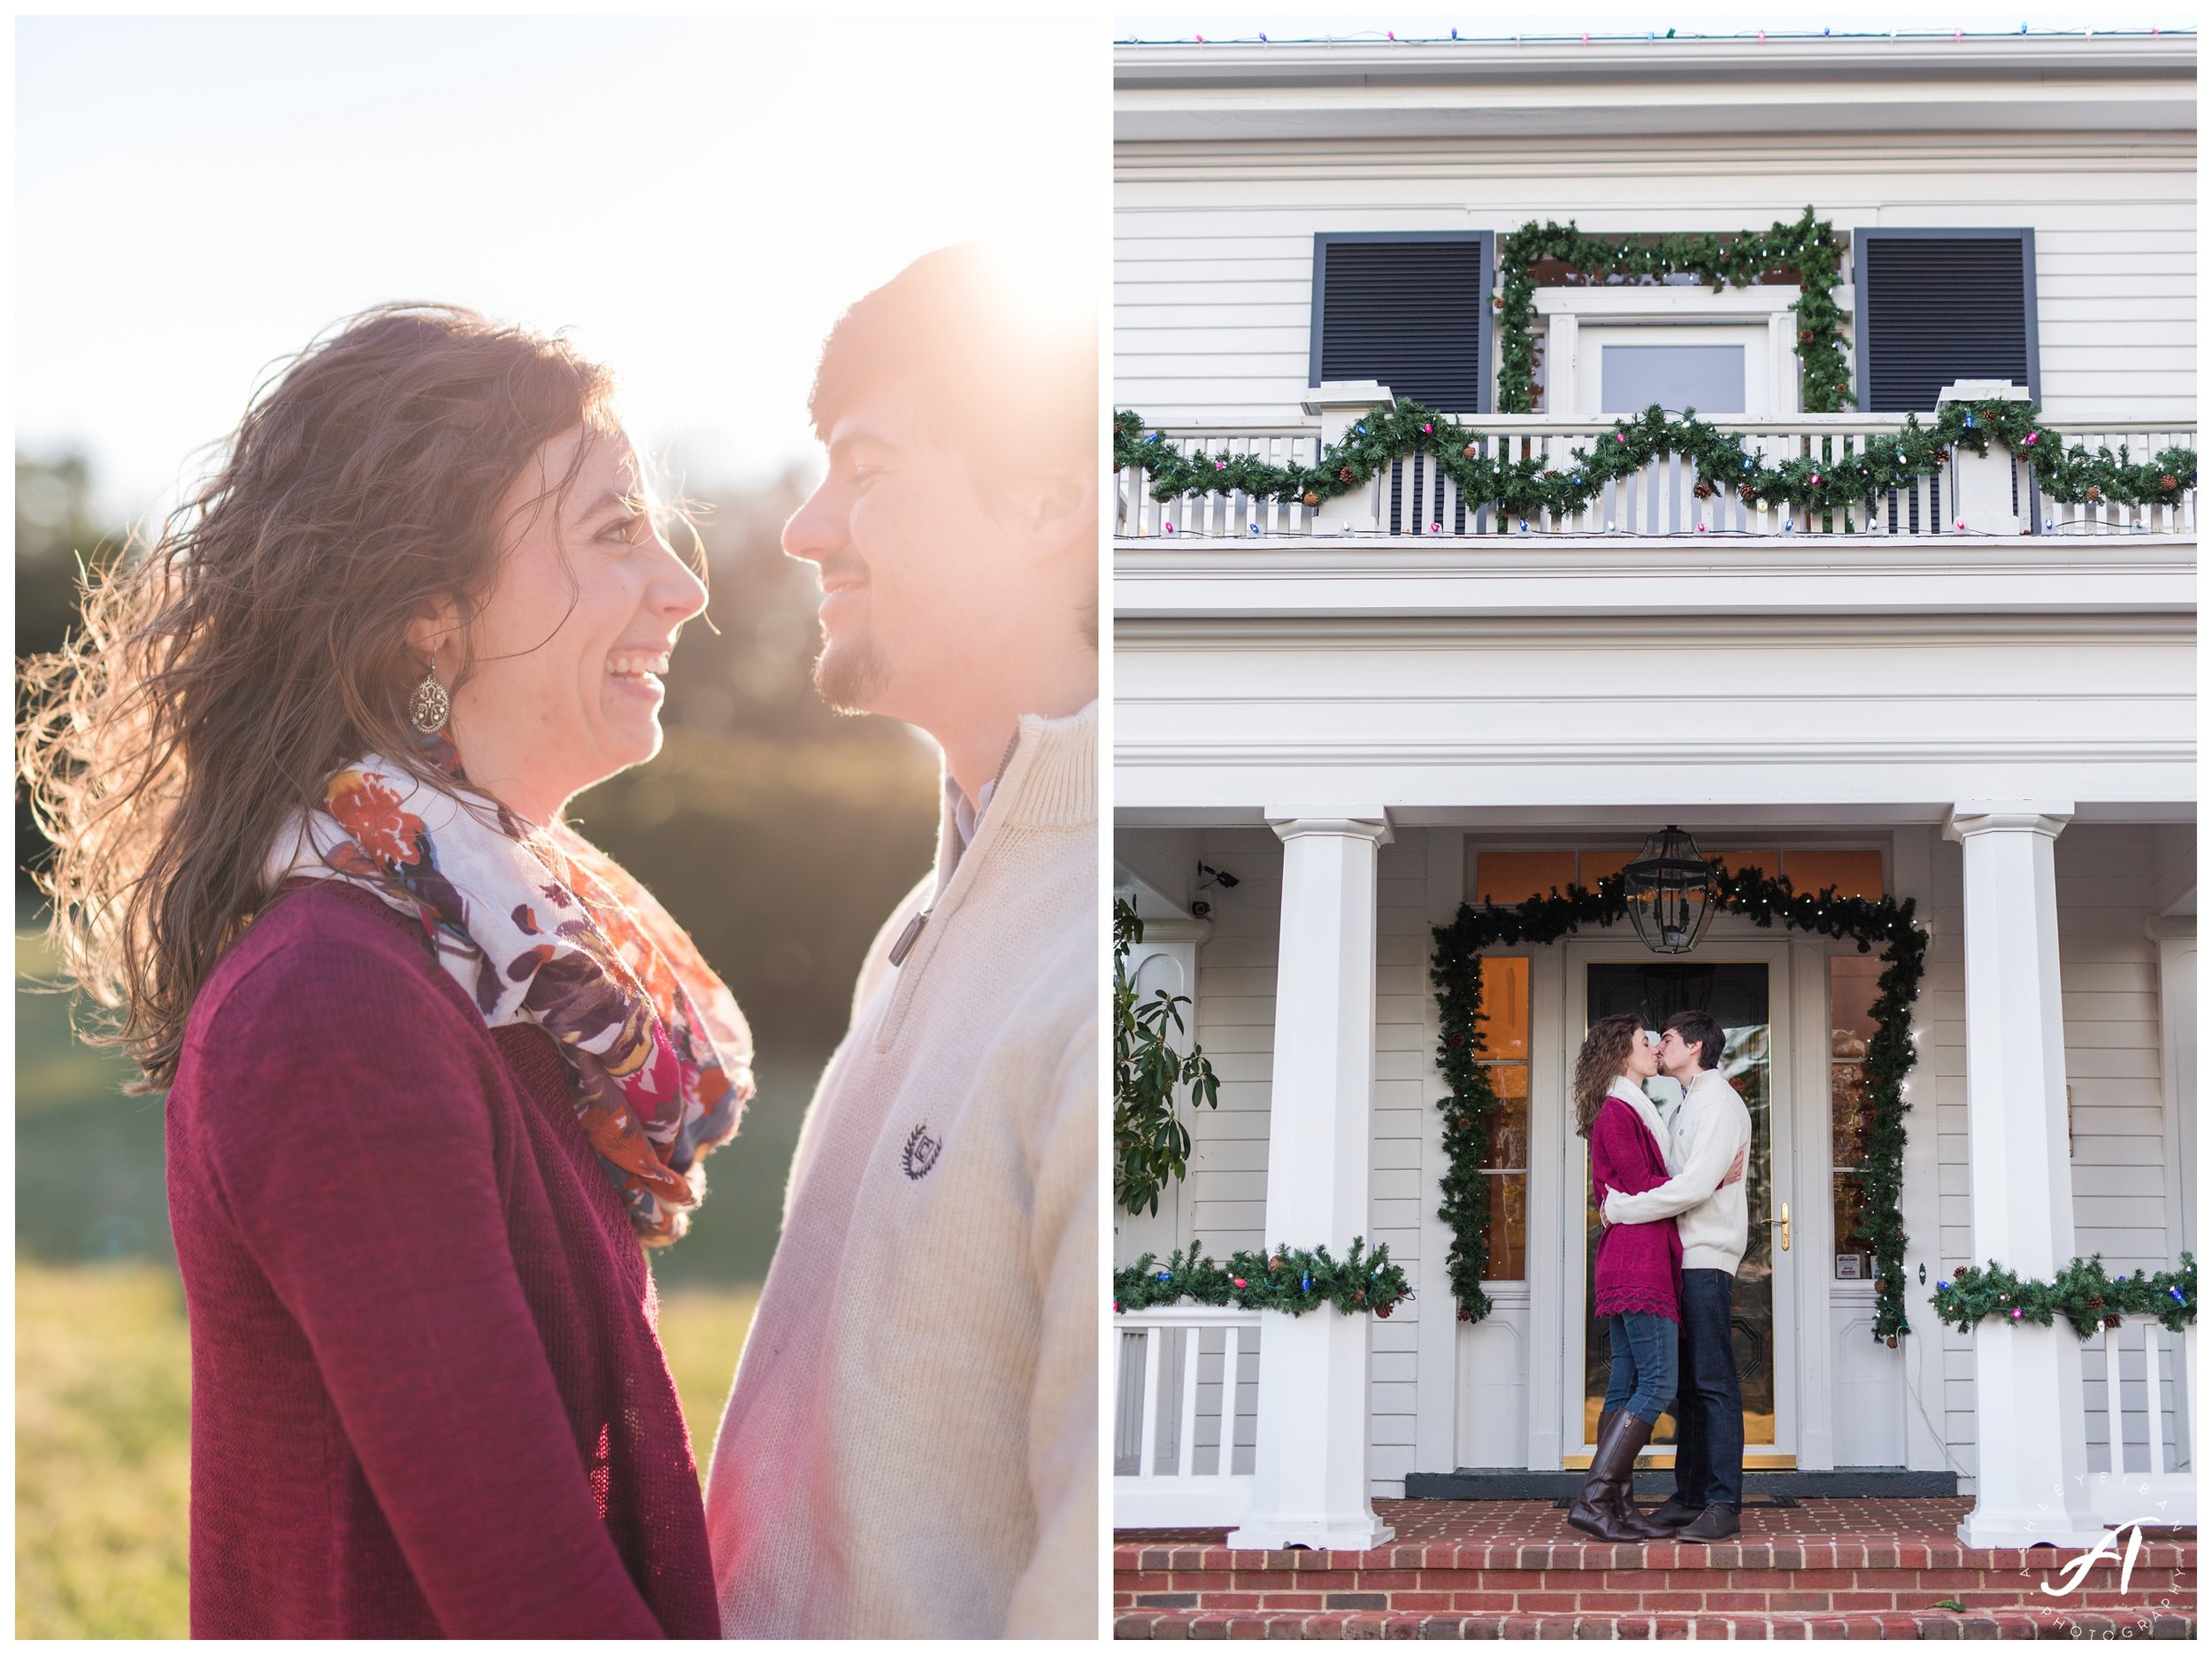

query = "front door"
[1574, 959, 1788, 1465]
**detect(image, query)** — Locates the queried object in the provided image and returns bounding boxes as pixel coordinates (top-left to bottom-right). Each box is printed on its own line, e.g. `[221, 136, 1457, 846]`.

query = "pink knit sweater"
[1589, 1092, 1684, 1322]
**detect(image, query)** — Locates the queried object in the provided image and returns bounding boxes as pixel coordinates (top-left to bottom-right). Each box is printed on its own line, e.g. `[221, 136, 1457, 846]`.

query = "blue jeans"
[1601, 1312, 1678, 1427]
[1672, 1268, 1746, 1511]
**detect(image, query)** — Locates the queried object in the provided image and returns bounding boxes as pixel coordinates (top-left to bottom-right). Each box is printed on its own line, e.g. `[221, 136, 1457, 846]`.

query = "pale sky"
[18, 15, 1102, 522]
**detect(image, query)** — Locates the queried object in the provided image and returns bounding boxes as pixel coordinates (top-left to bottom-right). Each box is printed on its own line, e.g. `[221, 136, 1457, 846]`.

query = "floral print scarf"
[265, 740, 752, 1243]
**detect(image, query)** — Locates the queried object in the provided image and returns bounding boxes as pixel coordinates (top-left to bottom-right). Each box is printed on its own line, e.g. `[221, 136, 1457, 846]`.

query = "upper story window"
[1853, 228, 2039, 412]
[1309, 232, 1493, 412]
[1537, 287, 1800, 419]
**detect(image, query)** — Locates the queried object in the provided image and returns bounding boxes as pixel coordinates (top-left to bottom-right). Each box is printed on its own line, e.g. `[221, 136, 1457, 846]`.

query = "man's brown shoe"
[1678, 1505, 1740, 1543]
[1646, 1497, 1702, 1528]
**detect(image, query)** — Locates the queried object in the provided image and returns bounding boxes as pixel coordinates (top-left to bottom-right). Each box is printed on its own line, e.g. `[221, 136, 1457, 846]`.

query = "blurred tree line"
[14, 450, 941, 1058]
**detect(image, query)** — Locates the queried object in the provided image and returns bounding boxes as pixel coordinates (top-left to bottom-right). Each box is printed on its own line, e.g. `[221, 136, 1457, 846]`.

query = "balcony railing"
[1115, 414, 2197, 539]
[1113, 1306, 1260, 1528]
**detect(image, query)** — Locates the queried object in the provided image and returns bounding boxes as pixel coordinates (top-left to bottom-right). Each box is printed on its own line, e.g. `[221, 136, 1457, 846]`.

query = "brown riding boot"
[1566, 1411, 1671, 1540]
[1593, 1408, 1649, 1521]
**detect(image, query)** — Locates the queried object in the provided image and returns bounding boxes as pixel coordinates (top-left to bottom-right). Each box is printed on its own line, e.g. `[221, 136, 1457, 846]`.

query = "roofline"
[1114, 33, 2196, 89]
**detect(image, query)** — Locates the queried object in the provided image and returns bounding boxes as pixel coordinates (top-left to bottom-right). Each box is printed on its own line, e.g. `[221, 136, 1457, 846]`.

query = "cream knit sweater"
[703, 702, 1098, 1640]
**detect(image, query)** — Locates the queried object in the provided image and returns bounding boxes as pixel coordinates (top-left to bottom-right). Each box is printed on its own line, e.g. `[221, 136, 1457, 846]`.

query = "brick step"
[1114, 1605, 2200, 1639]
[1116, 1535, 2196, 1621]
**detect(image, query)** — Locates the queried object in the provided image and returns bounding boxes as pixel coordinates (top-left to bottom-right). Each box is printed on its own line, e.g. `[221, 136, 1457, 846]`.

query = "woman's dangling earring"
[410, 668, 450, 735]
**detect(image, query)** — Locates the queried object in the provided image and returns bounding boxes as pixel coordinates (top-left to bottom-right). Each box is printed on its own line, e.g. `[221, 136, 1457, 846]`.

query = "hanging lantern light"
[1624, 825, 1719, 954]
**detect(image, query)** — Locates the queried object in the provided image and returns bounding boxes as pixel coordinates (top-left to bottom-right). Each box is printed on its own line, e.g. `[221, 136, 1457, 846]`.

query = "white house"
[1109, 29, 2195, 1556]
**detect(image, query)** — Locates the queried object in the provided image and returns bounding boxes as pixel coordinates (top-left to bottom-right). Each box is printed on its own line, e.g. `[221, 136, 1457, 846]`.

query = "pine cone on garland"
[2162, 474, 2178, 490]
[1693, 481, 1714, 500]
[1377, 1300, 1396, 1319]
[1799, 328, 1816, 343]
[1463, 445, 1480, 460]
[1302, 491, 1320, 508]
[2086, 484, 2102, 504]
[1338, 466, 1357, 485]
[1739, 483, 1756, 502]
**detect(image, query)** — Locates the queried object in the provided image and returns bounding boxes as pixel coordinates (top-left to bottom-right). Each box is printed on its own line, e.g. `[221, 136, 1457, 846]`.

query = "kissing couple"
[1568, 1010, 1755, 1544]
[19, 246, 1099, 1637]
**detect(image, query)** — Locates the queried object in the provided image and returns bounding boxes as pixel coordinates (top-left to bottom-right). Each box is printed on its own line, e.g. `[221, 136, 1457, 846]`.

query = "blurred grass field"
[15, 907, 818, 1637]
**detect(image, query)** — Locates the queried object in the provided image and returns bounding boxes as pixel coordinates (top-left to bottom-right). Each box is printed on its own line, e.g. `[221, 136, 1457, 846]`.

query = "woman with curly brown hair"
[19, 305, 750, 1636]
[1565, 1014, 1696, 1541]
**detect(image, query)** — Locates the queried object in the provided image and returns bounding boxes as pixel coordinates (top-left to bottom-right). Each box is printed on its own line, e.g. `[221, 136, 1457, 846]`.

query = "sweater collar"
[930, 699, 1098, 897]
[1682, 1066, 1729, 1102]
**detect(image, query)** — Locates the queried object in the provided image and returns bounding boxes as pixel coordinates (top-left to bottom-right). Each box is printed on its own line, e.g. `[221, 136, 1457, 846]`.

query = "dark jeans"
[1601, 1312, 1678, 1427]
[1672, 1268, 1745, 1511]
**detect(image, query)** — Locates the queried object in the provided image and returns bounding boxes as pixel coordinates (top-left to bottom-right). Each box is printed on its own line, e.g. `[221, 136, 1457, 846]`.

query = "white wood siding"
[1116, 140, 2193, 426]
[1180, 828, 1281, 1251]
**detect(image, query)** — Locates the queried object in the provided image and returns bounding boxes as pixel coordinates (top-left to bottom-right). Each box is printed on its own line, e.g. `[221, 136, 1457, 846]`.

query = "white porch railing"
[1115, 415, 2197, 538]
[1113, 1306, 1260, 1528]
[2079, 1315, 2196, 1526]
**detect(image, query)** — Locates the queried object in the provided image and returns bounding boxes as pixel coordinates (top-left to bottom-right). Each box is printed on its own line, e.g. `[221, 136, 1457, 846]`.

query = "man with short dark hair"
[703, 242, 1097, 1637]
[1601, 1009, 1753, 1542]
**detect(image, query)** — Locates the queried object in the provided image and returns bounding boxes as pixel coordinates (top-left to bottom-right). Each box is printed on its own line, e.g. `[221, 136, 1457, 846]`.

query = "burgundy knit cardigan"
[1589, 1092, 1684, 1323]
[165, 883, 719, 1638]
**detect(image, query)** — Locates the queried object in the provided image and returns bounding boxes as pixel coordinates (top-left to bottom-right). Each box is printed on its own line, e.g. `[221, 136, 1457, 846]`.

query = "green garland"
[1113, 398, 2197, 524]
[1114, 1239, 1410, 1319]
[1494, 207, 1853, 414]
[1430, 866, 1928, 1343]
[1931, 1253, 2195, 1339]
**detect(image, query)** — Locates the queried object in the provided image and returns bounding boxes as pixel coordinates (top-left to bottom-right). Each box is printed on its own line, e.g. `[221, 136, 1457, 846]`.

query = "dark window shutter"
[1856, 233, 2037, 412]
[1313, 235, 1487, 411]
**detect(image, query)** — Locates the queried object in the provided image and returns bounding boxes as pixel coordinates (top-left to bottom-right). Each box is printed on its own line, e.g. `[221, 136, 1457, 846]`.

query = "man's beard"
[812, 628, 889, 715]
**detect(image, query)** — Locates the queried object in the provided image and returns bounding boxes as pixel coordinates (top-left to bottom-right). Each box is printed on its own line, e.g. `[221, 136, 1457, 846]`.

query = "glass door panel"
[1581, 964, 1776, 1452]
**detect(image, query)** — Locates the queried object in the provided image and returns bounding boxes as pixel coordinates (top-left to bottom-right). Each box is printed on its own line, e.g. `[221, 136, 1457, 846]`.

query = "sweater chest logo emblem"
[902, 1122, 942, 1180]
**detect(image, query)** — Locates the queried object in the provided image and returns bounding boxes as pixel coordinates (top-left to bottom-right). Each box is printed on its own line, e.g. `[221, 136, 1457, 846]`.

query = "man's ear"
[403, 598, 464, 671]
[1005, 466, 1099, 563]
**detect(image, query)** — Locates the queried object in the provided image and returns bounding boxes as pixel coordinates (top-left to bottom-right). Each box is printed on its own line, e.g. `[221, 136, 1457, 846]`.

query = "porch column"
[1944, 805, 2103, 1548]
[1227, 817, 1394, 1551]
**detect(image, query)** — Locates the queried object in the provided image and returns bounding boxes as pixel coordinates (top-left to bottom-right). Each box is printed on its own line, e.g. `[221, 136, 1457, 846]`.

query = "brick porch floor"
[1114, 1498, 2197, 1639]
